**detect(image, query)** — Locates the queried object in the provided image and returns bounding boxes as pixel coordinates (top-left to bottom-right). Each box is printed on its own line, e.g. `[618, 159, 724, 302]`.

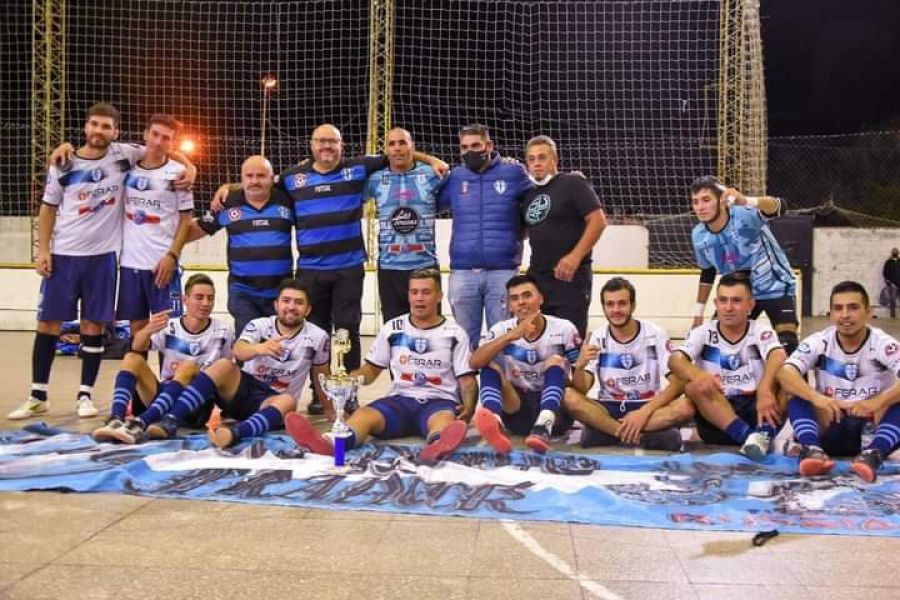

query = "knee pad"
[778, 330, 798, 356]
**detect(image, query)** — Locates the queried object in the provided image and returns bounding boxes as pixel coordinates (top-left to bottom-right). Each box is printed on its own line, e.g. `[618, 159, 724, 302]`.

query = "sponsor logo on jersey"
[886, 343, 898, 356]
[798, 342, 811, 353]
[390, 207, 420, 235]
[494, 180, 507, 195]
[525, 194, 551, 225]
[413, 371, 428, 386]
[227, 207, 241, 222]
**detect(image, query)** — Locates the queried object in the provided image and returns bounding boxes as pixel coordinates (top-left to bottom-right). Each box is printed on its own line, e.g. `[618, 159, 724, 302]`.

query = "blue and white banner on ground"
[1, 426, 899, 536]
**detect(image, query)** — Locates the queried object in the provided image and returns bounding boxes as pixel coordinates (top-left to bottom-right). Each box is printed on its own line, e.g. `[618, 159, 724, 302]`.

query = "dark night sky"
[761, 0, 900, 136]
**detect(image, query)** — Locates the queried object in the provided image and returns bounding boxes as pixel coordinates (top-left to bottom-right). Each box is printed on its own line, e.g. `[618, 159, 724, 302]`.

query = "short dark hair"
[690, 175, 722, 199]
[830, 280, 869, 308]
[87, 102, 121, 127]
[717, 272, 753, 296]
[410, 267, 442, 291]
[600, 277, 636, 304]
[184, 273, 215, 295]
[146, 113, 181, 134]
[459, 123, 490, 140]
[276, 278, 311, 302]
[505, 273, 542, 294]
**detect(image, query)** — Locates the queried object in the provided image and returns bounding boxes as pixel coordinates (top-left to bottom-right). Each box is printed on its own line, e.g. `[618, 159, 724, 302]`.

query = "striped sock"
[234, 406, 283, 440]
[140, 380, 185, 426]
[788, 397, 820, 446]
[110, 371, 136, 420]
[724, 418, 752, 444]
[540, 365, 564, 413]
[868, 404, 900, 455]
[170, 372, 216, 423]
[479, 367, 503, 415]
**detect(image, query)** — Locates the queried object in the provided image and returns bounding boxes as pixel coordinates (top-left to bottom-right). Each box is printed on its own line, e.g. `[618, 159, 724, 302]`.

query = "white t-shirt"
[149, 317, 234, 381]
[585, 319, 672, 402]
[487, 314, 580, 392]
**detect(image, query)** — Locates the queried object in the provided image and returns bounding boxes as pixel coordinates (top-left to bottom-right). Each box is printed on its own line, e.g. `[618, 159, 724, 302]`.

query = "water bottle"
[861, 421, 876, 449]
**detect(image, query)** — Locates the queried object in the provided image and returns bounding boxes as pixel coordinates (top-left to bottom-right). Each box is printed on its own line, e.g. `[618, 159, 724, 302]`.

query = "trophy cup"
[318, 329, 360, 467]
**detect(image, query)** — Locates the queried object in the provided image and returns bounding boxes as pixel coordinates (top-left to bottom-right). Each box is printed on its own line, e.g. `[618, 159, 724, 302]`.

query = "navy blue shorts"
[368, 395, 457, 440]
[503, 389, 574, 436]
[216, 371, 278, 421]
[819, 415, 867, 457]
[598, 399, 646, 419]
[116, 267, 183, 320]
[38, 252, 117, 322]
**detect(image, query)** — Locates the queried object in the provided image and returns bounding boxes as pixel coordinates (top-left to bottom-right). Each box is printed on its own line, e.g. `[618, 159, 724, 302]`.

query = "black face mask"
[462, 150, 490, 171]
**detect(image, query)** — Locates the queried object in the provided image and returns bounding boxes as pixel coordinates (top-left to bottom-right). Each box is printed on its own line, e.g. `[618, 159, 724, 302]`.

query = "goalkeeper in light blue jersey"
[365, 127, 445, 321]
[689, 176, 800, 354]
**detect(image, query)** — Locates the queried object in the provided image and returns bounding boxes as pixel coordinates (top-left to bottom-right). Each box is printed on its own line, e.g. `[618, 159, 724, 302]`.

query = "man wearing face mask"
[521, 135, 606, 338]
[438, 123, 532, 348]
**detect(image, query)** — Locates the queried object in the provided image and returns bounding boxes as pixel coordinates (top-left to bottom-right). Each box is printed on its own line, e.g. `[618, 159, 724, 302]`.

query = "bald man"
[190, 155, 295, 335]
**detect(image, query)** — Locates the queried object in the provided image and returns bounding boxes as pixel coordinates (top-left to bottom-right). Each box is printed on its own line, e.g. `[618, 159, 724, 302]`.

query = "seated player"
[285, 268, 476, 465]
[669, 274, 787, 460]
[92, 274, 233, 442]
[564, 277, 692, 451]
[777, 281, 900, 483]
[469, 274, 580, 454]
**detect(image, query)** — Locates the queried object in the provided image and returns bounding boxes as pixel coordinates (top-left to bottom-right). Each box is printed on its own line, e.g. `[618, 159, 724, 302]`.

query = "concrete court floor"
[2, 317, 900, 600]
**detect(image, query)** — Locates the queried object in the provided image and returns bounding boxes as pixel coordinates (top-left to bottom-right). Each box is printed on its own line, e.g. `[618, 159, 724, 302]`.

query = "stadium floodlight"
[260, 74, 279, 155]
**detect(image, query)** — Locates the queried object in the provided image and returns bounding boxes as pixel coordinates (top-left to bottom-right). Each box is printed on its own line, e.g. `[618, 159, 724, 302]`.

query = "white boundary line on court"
[501, 520, 625, 600]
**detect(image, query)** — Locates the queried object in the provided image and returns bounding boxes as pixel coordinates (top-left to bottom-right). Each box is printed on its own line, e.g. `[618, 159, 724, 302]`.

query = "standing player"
[689, 176, 799, 354]
[10, 104, 147, 420]
[669, 274, 788, 460]
[117, 114, 194, 337]
[92, 274, 233, 442]
[367, 127, 444, 321]
[777, 281, 900, 483]
[564, 278, 691, 451]
[285, 268, 476, 465]
[521, 135, 606, 338]
[470, 274, 580, 454]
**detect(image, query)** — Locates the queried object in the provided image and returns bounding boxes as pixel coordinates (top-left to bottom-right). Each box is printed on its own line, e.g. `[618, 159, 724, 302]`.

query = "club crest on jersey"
[188, 342, 201, 356]
[525, 349, 539, 365]
[412, 338, 429, 354]
[227, 207, 241, 222]
[132, 210, 148, 225]
[798, 342, 811, 354]
[727, 354, 742, 370]
[342, 168, 355, 181]
[135, 176, 150, 191]
[413, 371, 428, 386]
[417, 172, 427, 184]
[279, 348, 292, 362]
[844, 363, 858, 381]
[494, 180, 507, 194]
[90, 168, 104, 182]
[278, 206, 291, 220]
[620, 354, 634, 369]
[461, 181, 469, 195]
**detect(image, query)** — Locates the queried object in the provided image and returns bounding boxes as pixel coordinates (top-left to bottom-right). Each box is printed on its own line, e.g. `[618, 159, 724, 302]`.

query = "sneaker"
[579, 427, 620, 448]
[419, 420, 468, 465]
[110, 419, 147, 445]
[851, 448, 884, 484]
[147, 414, 178, 440]
[798, 444, 835, 477]
[525, 424, 552, 454]
[76, 395, 98, 418]
[92, 417, 126, 443]
[740, 430, 771, 462]
[7, 397, 49, 420]
[639, 428, 683, 452]
[285, 412, 334, 456]
[473, 407, 512, 454]
[307, 397, 324, 416]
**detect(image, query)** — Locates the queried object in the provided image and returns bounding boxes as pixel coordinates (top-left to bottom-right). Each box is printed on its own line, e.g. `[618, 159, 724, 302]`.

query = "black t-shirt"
[521, 173, 601, 271]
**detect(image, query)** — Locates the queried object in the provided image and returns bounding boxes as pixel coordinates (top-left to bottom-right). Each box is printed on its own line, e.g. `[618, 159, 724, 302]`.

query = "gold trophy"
[318, 329, 359, 466]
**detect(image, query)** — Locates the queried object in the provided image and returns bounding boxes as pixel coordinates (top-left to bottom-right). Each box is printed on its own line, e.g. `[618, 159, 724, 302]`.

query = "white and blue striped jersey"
[149, 317, 233, 381]
[487, 315, 580, 393]
[365, 162, 442, 270]
[785, 326, 900, 403]
[121, 159, 194, 270]
[238, 316, 331, 401]
[42, 142, 144, 255]
[676, 320, 783, 396]
[366, 315, 474, 403]
[585, 320, 672, 403]
[691, 204, 795, 300]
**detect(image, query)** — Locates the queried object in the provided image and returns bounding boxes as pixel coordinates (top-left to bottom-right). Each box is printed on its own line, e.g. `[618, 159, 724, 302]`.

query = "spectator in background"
[882, 248, 900, 318]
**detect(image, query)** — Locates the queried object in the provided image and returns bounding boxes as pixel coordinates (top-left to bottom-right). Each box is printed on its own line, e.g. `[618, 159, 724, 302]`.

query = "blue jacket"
[438, 155, 532, 270]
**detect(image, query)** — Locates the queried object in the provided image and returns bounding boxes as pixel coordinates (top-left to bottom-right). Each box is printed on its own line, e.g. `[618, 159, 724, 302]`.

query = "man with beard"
[470, 274, 580, 454]
[778, 281, 900, 483]
[564, 277, 691, 451]
[92, 274, 233, 442]
[190, 155, 295, 337]
[285, 268, 476, 465]
[669, 274, 788, 460]
[116, 280, 331, 447]
[688, 176, 799, 355]
[10, 103, 193, 421]
[521, 136, 606, 338]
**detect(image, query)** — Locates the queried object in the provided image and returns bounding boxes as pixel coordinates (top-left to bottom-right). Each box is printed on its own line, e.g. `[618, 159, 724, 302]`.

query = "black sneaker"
[851, 448, 884, 484]
[110, 419, 147, 445]
[640, 428, 683, 452]
[580, 427, 619, 448]
[147, 414, 178, 440]
[525, 423, 553, 454]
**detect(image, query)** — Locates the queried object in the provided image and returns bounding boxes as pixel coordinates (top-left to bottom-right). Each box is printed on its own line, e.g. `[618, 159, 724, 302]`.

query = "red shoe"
[285, 412, 334, 456]
[798, 445, 834, 477]
[473, 407, 512, 454]
[419, 420, 468, 465]
[525, 423, 552, 454]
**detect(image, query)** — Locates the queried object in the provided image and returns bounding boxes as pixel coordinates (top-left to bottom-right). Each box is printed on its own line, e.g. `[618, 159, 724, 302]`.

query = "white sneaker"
[740, 430, 771, 462]
[7, 397, 49, 420]
[76, 395, 98, 418]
